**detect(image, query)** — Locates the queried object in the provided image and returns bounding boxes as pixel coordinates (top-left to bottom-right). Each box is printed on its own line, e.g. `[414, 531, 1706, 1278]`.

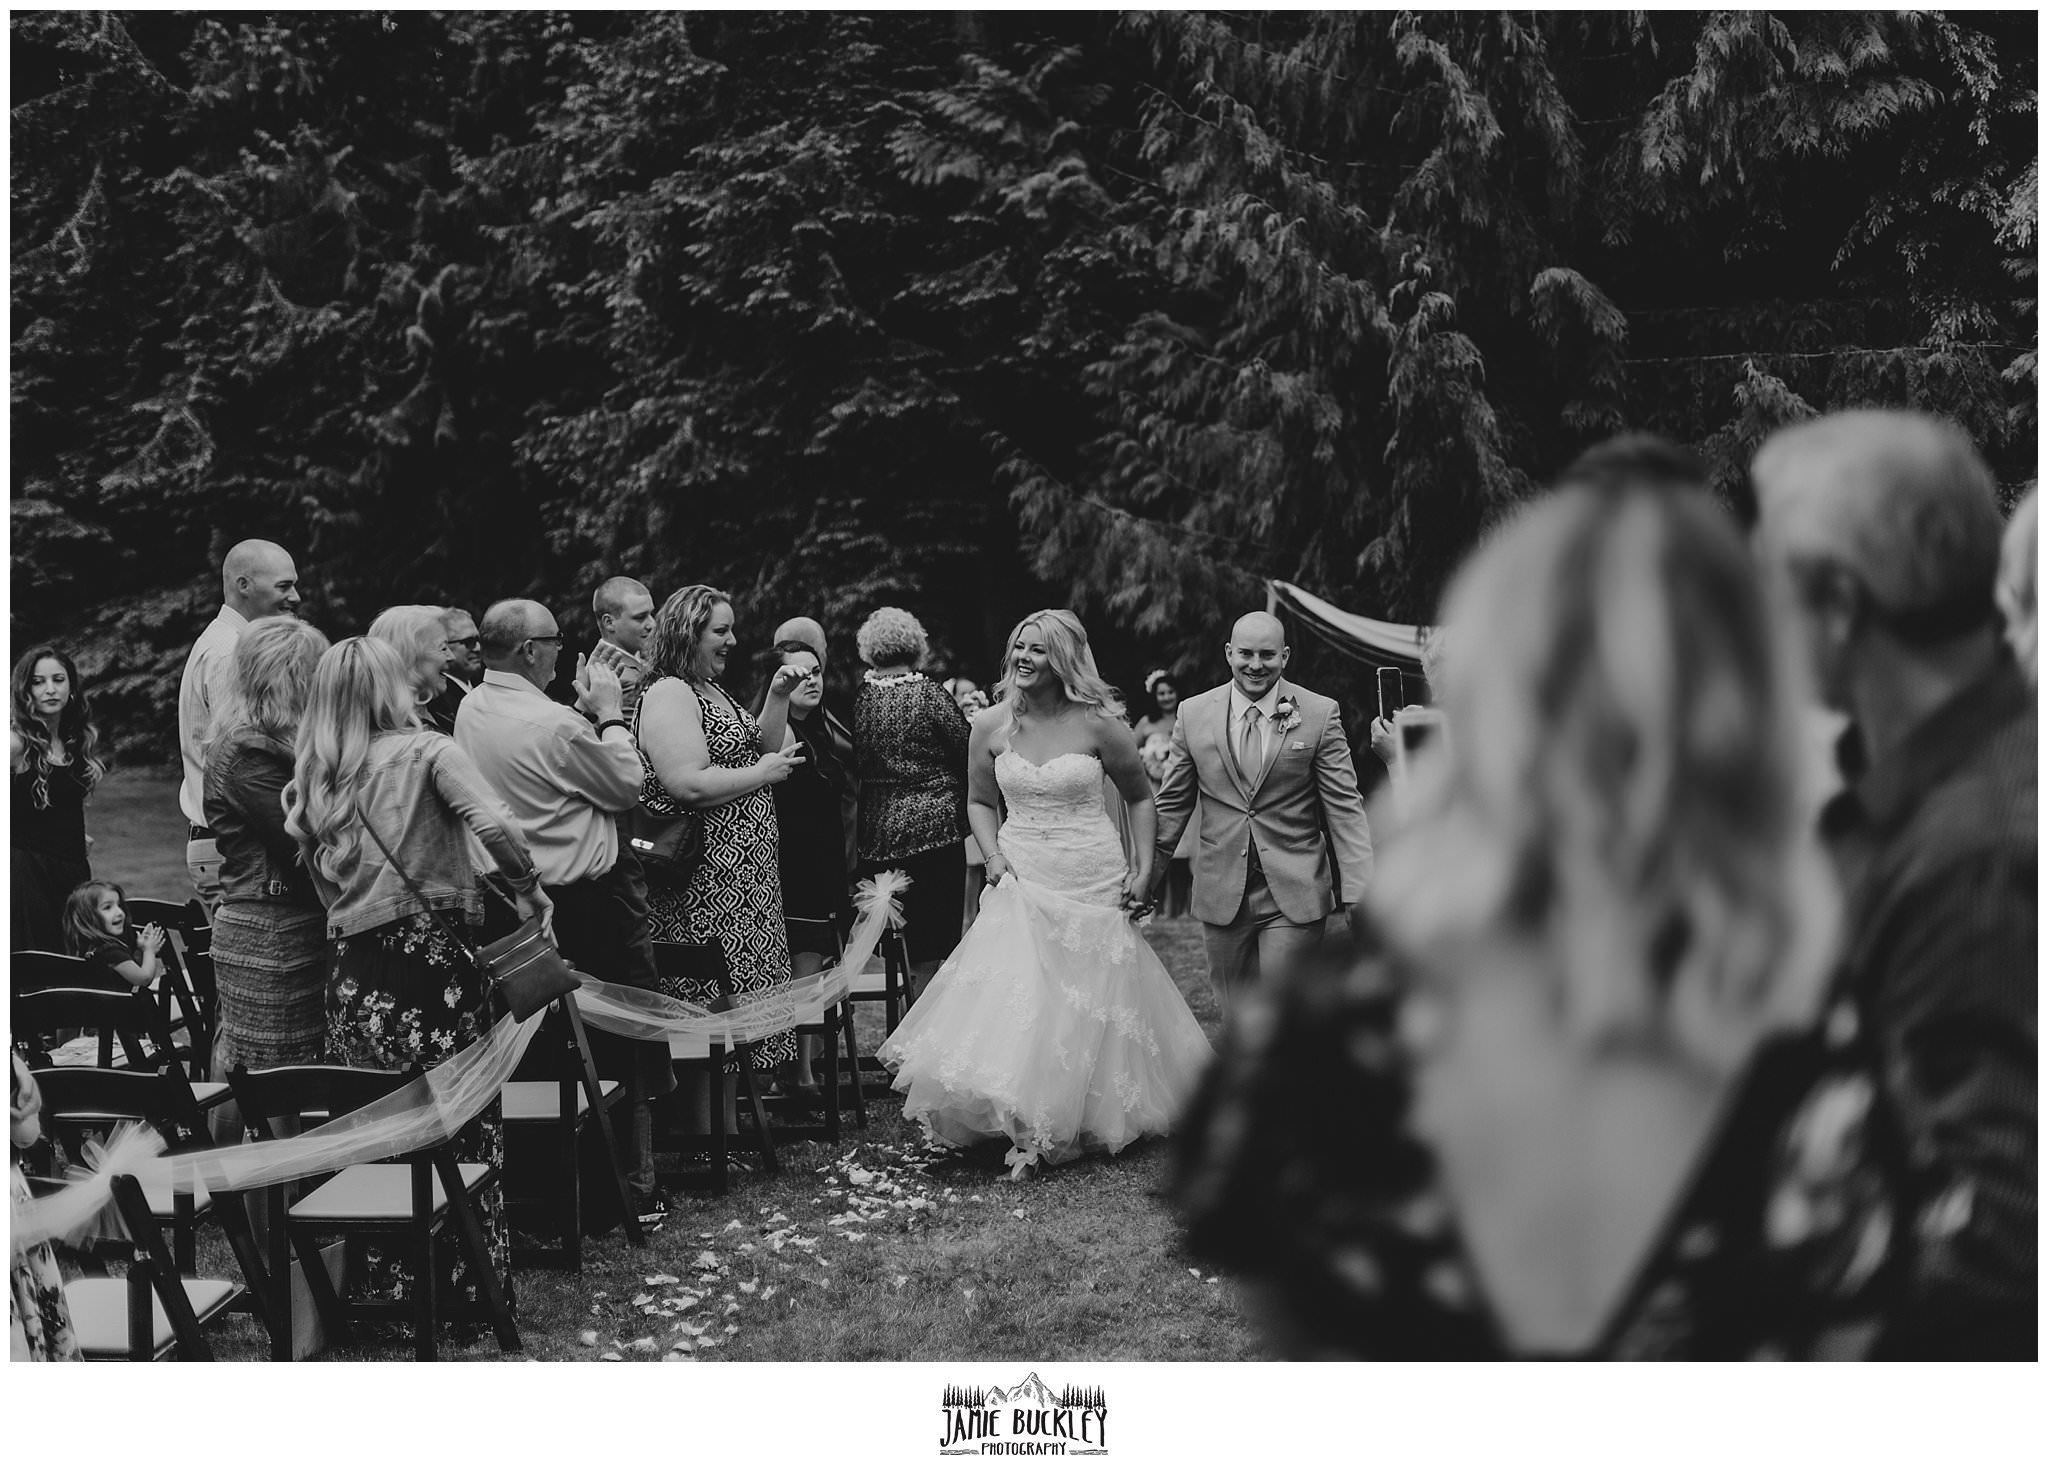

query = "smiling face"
[606, 590, 657, 657]
[1152, 679, 1179, 716]
[785, 648, 823, 717]
[96, 889, 127, 936]
[241, 551, 301, 619]
[440, 612, 482, 680]
[1008, 623, 1053, 694]
[415, 639, 450, 701]
[697, 602, 737, 681]
[29, 657, 71, 723]
[1225, 613, 1289, 700]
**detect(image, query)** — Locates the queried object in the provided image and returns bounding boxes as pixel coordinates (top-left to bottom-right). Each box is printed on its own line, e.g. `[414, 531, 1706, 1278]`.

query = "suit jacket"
[1152, 679, 1373, 926]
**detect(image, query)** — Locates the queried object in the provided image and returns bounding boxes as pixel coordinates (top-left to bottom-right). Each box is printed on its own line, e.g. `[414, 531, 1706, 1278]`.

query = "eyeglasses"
[527, 634, 565, 647]
[445, 636, 481, 649]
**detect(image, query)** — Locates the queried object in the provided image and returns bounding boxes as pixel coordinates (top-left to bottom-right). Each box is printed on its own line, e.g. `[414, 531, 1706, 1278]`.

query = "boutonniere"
[1273, 694, 1302, 735]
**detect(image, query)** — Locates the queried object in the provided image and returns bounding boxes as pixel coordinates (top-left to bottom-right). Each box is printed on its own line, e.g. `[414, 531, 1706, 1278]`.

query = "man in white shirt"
[177, 539, 301, 910]
[587, 576, 656, 722]
[458, 598, 674, 1224]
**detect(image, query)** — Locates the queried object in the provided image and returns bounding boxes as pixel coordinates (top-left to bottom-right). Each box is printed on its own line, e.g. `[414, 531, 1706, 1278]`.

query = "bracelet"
[594, 718, 630, 738]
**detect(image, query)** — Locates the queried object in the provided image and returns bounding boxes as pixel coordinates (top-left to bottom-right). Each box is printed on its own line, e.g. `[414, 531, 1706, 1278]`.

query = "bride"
[878, 609, 1215, 1179]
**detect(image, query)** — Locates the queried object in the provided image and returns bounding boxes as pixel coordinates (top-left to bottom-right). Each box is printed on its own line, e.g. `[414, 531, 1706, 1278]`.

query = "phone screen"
[1376, 666, 1405, 722]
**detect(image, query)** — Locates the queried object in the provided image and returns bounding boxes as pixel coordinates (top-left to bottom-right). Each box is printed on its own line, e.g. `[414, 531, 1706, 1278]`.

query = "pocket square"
[1291, 741, 1306, 750]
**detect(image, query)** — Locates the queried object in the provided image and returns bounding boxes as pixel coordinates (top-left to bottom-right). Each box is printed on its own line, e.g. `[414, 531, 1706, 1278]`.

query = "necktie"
[1240, 706, 1264, 776]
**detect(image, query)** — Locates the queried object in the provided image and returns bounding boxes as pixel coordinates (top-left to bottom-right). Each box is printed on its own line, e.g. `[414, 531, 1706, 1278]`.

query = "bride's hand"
[1121, 867, 1154, 917]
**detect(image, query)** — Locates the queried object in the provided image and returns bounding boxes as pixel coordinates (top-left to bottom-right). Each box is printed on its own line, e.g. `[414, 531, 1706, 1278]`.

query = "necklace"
[863, 669, 925, 688]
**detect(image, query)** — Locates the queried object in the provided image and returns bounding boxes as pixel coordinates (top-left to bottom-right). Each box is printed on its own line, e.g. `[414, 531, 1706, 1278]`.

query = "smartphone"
[1376, 666, 1406, 722]
[1393, 705, 1447, 788]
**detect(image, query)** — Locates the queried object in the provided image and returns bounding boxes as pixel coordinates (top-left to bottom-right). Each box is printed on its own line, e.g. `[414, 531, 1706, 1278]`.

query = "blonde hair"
[993, 609, 1125, 722]
[284, 636, 425, 884]
[367, 604, 449, 697]
[1370, 485, 1837, 1071]
[856, 606, 929, 669]
[207, 616, 330, 749]
[644, 585, 733, 686]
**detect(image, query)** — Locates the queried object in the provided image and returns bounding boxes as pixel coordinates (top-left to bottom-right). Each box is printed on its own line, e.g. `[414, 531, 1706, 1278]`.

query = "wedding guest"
[773, 615, 861, 882]
[1754, 410, 2036, 1359]
[202, 615, 333, 1074]
[637, 587, 807, 1131]
[1133, 669, 1191, 918]
[286, 636, 549, 1317]
[425, 607, 482, 733]
[179, 538, 301, 911]
[367, 603, 455, 735]
[853, 607, 972, 991]
[1179, 480, 1907, 1358]
[1996, 487, 2037, 685]
[61, 880, 166, 990]
[944, 676, 988, 716]
[755, 638, 858, 1091]
[458, 598, 675, 1225]
[10, 645, 104, 952]
[589, 576, 657, 722]
[10, 1056, 79, 1361]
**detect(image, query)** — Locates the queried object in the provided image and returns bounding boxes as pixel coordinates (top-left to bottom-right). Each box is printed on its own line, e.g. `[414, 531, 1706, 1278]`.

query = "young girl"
[61, 880, 166, 990]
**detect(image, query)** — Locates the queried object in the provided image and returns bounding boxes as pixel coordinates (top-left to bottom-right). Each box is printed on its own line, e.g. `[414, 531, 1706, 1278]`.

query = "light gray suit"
[1152, 679, 1373, 1015]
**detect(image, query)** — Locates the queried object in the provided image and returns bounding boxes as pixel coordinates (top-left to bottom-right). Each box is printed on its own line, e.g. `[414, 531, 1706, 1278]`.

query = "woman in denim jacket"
[286, 635, 548, 1319]
[203, 615, 332, 1074]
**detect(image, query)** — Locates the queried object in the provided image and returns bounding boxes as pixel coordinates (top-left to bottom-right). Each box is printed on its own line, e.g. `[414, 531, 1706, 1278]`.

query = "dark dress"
[1176, 940, 1911, 1360]
[853, 673, 971, 964]
[641, 678, 796, 1071]
[11, 758, 91, 953]
[773, 710, 855, 954]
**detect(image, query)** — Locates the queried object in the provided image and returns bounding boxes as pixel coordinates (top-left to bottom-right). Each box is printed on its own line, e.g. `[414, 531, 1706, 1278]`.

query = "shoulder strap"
[358, 805, 486, 969]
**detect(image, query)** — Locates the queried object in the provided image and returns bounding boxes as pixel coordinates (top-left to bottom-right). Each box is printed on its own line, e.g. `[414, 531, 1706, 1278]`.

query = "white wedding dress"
[877, 750, 1215, 1172]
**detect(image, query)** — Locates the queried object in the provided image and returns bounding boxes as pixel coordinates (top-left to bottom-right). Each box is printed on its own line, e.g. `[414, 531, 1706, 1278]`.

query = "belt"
[189, 824, 214, 840]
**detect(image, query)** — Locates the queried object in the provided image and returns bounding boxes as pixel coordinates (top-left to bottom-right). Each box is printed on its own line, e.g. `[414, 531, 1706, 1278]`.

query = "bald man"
[178, 538, 301, 910]
[1754, 410, 2036, 1359]
[1152, 610, 1374, 1019]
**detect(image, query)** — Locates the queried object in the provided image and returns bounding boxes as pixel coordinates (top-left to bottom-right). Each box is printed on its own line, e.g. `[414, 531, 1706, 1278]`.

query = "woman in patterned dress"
[636, 586, 809, 1135]
[286, 636, 550, 1325]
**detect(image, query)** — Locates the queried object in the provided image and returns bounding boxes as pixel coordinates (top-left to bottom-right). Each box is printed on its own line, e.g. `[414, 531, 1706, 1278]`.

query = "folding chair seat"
[126, 897, 217, 1076]
[226, 1062, 519, 1362]
[501, 994, 642, 1270]
[33, 1065, 273, 1324]
[652, 940, 779, 1197]
[12, 984, 233, 1112]
[58, 1174, 241, 1361]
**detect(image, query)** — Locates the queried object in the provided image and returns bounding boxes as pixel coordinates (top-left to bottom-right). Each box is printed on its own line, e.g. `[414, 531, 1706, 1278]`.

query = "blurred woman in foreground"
[1177, 474, 1909, 1359]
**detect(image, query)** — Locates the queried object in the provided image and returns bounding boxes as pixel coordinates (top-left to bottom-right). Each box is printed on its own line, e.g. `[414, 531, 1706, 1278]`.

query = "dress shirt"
[177, 605, 249, 825]
[455, 669, 644, 887]
[1225, 683, 1283, 775]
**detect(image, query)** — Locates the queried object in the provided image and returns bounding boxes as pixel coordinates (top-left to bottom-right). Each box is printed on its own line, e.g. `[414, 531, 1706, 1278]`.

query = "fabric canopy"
[1267, 580, 1428, 669]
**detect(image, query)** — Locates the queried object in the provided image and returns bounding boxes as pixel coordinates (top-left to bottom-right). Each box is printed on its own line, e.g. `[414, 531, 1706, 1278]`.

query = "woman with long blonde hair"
[285, 635, 548, 1316]
[1177, 468, 1909, 1359]
[880, 608, 1213, 1180]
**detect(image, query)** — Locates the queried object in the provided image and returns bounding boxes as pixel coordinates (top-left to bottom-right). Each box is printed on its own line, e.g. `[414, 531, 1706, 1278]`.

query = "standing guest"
[10, 645, 105, 952]
[589, 576, 657, 723]
[755, 638, 858, 1092]
[202, 615, 333, 1074]
[457, 598, 676, 1226]
[367, 604, 455, 735]
[1133, 668, 1192, 918]
[852, 607, 972, 992]
[944, 676, 989, 716]
[61, 880, 167, 989]
[773, 616, 861, 882]
[1754, 411, 2037, 1359]
[285, 636, 550, 1318]
[1178, 480, 1906, 1359]
[1996, 487, 2037, 685]
[425, 607, 482, 733]
[637, 587, 808, 1131]
[179, 539, 301, 911]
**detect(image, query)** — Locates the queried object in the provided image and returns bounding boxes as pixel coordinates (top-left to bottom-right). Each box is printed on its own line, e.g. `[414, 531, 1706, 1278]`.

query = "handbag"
[359, 815, 580, 1023]
[625, 680, 705, 886]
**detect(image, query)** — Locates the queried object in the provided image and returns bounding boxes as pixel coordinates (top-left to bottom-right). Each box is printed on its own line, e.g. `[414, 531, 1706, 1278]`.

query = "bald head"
[221, 539, 300, 618]
[1225, 611, 1290, 699]
[478, 600, 548, 663]
[1753, 411, 2002, 640]
[773, 616, 828, 664]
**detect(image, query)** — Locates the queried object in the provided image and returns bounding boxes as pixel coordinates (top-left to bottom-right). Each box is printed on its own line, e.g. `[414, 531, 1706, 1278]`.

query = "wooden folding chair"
[652, 940, 779, 1196]
[126, 897, 216, 1076]
[33, 1064, 274, 1333]
[12, 984, 234, 1112]
[226, 1063, 519, 1362]
[53, 1172, 241, 1362]
[501, 994, 643, 1269]
[842, 922, 915, 1086]
[769, 914, 866, 1143]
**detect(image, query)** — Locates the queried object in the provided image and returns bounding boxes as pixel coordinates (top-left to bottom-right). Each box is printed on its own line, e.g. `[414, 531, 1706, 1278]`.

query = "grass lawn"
[80, 770, 1274, 1363]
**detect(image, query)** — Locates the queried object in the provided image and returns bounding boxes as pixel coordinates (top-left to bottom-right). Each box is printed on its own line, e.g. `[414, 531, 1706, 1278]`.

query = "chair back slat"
[12, 949, 127, 997]
[13, 986, 177, 1074]
[225, 1063, 413, 1138]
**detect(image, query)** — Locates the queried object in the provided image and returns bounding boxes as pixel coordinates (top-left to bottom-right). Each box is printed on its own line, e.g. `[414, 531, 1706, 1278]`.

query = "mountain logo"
[939, 1374, 1110, 1455]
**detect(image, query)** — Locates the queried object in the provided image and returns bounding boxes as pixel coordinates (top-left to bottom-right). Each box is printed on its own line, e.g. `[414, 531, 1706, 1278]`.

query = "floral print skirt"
[326, 910, 509, 1322]
[10, 1165, 78, 1362]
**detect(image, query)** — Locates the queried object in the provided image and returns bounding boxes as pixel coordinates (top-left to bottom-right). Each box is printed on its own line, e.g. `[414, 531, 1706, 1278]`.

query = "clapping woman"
[9, 646, 105, 953]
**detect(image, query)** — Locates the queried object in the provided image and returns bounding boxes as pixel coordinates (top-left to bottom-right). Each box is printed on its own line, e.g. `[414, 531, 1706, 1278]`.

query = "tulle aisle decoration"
[10, 870, 909, 1251]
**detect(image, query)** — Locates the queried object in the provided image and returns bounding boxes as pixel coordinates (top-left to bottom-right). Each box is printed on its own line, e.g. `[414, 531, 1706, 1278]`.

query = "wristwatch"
[595, 718, 630, 738]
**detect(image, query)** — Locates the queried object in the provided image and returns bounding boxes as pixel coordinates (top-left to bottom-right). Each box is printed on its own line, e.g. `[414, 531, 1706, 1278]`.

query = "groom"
[1151, 611, 1374, 1018]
